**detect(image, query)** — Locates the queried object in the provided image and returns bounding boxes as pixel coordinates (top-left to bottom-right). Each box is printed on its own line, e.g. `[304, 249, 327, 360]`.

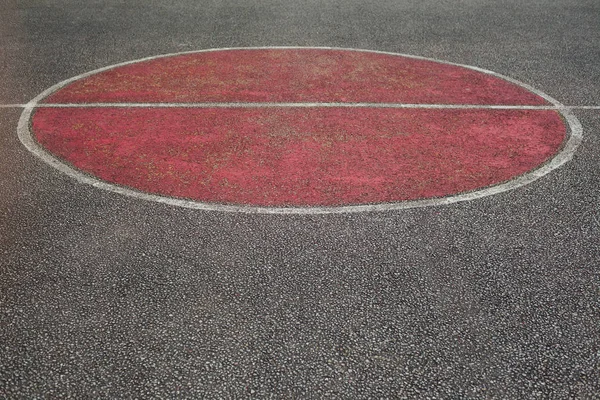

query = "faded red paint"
[32, 107, 565, 206]
[45, 49, 549, 106]
[32, 49, 568, 206]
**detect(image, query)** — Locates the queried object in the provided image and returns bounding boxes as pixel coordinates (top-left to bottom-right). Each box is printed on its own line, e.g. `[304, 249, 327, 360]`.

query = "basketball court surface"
[1, 0, 599, 397]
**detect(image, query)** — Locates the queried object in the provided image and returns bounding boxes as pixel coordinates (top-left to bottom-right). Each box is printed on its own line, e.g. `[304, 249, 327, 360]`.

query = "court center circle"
[19, 47, 582, 213]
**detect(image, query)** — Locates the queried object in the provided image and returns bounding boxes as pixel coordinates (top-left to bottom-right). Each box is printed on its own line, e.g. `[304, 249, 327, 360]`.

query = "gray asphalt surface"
[1, 0, 599, 398]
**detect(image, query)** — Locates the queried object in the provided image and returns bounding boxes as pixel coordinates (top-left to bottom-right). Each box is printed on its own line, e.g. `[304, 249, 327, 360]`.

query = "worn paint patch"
[32, 107, 566, 206]
[44, 49, 549, 106]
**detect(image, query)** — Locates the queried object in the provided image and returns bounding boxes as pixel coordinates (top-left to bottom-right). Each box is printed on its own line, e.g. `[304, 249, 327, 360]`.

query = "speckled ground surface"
[1, 0, 599, 398]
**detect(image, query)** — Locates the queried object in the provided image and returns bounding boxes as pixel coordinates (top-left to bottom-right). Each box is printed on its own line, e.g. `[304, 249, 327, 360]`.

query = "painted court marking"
[5, 103, 599, 110]
[15, 47, 585, 214]
[6, 102, 600, 110]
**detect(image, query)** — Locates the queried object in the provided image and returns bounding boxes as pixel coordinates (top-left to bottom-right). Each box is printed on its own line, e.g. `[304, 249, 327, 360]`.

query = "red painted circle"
[32, 49, 566, 207]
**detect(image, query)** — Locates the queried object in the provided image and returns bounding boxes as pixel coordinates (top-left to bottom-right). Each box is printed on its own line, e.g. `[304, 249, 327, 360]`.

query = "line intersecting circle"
[18, 47, 582, 214]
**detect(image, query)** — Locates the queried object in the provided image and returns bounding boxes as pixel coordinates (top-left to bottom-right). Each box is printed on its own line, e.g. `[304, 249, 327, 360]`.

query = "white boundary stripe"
[9, 102, 598, 110]
[568, 105, 600, 110]
[1, 104, 28, 108]
[17, 46, 584, 214]
[3, 102, 599, 110]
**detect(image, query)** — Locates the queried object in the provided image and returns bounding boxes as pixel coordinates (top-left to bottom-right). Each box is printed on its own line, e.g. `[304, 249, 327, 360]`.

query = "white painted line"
[568, 105, 600, 110]
[17, 46, 585, 214]
[3, 102, 599, 110]
[16, 102, 598, 110]
[0, 104, 27, 108]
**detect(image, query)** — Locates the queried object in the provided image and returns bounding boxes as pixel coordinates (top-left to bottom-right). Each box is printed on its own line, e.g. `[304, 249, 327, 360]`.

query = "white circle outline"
[17, 46, 583, 214]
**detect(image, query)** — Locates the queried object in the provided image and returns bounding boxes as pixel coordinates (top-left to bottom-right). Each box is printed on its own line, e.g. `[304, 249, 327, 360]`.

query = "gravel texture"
[0, 0, 599, 398]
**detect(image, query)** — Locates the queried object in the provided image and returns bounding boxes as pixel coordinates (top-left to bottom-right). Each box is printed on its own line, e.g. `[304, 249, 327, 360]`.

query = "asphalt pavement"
[1, 0, 599, 398]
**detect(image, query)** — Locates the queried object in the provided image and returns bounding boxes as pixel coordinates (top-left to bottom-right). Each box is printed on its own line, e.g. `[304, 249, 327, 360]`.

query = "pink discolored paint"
[32, 107, 566, 206]
[44, 49, 549, 106]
